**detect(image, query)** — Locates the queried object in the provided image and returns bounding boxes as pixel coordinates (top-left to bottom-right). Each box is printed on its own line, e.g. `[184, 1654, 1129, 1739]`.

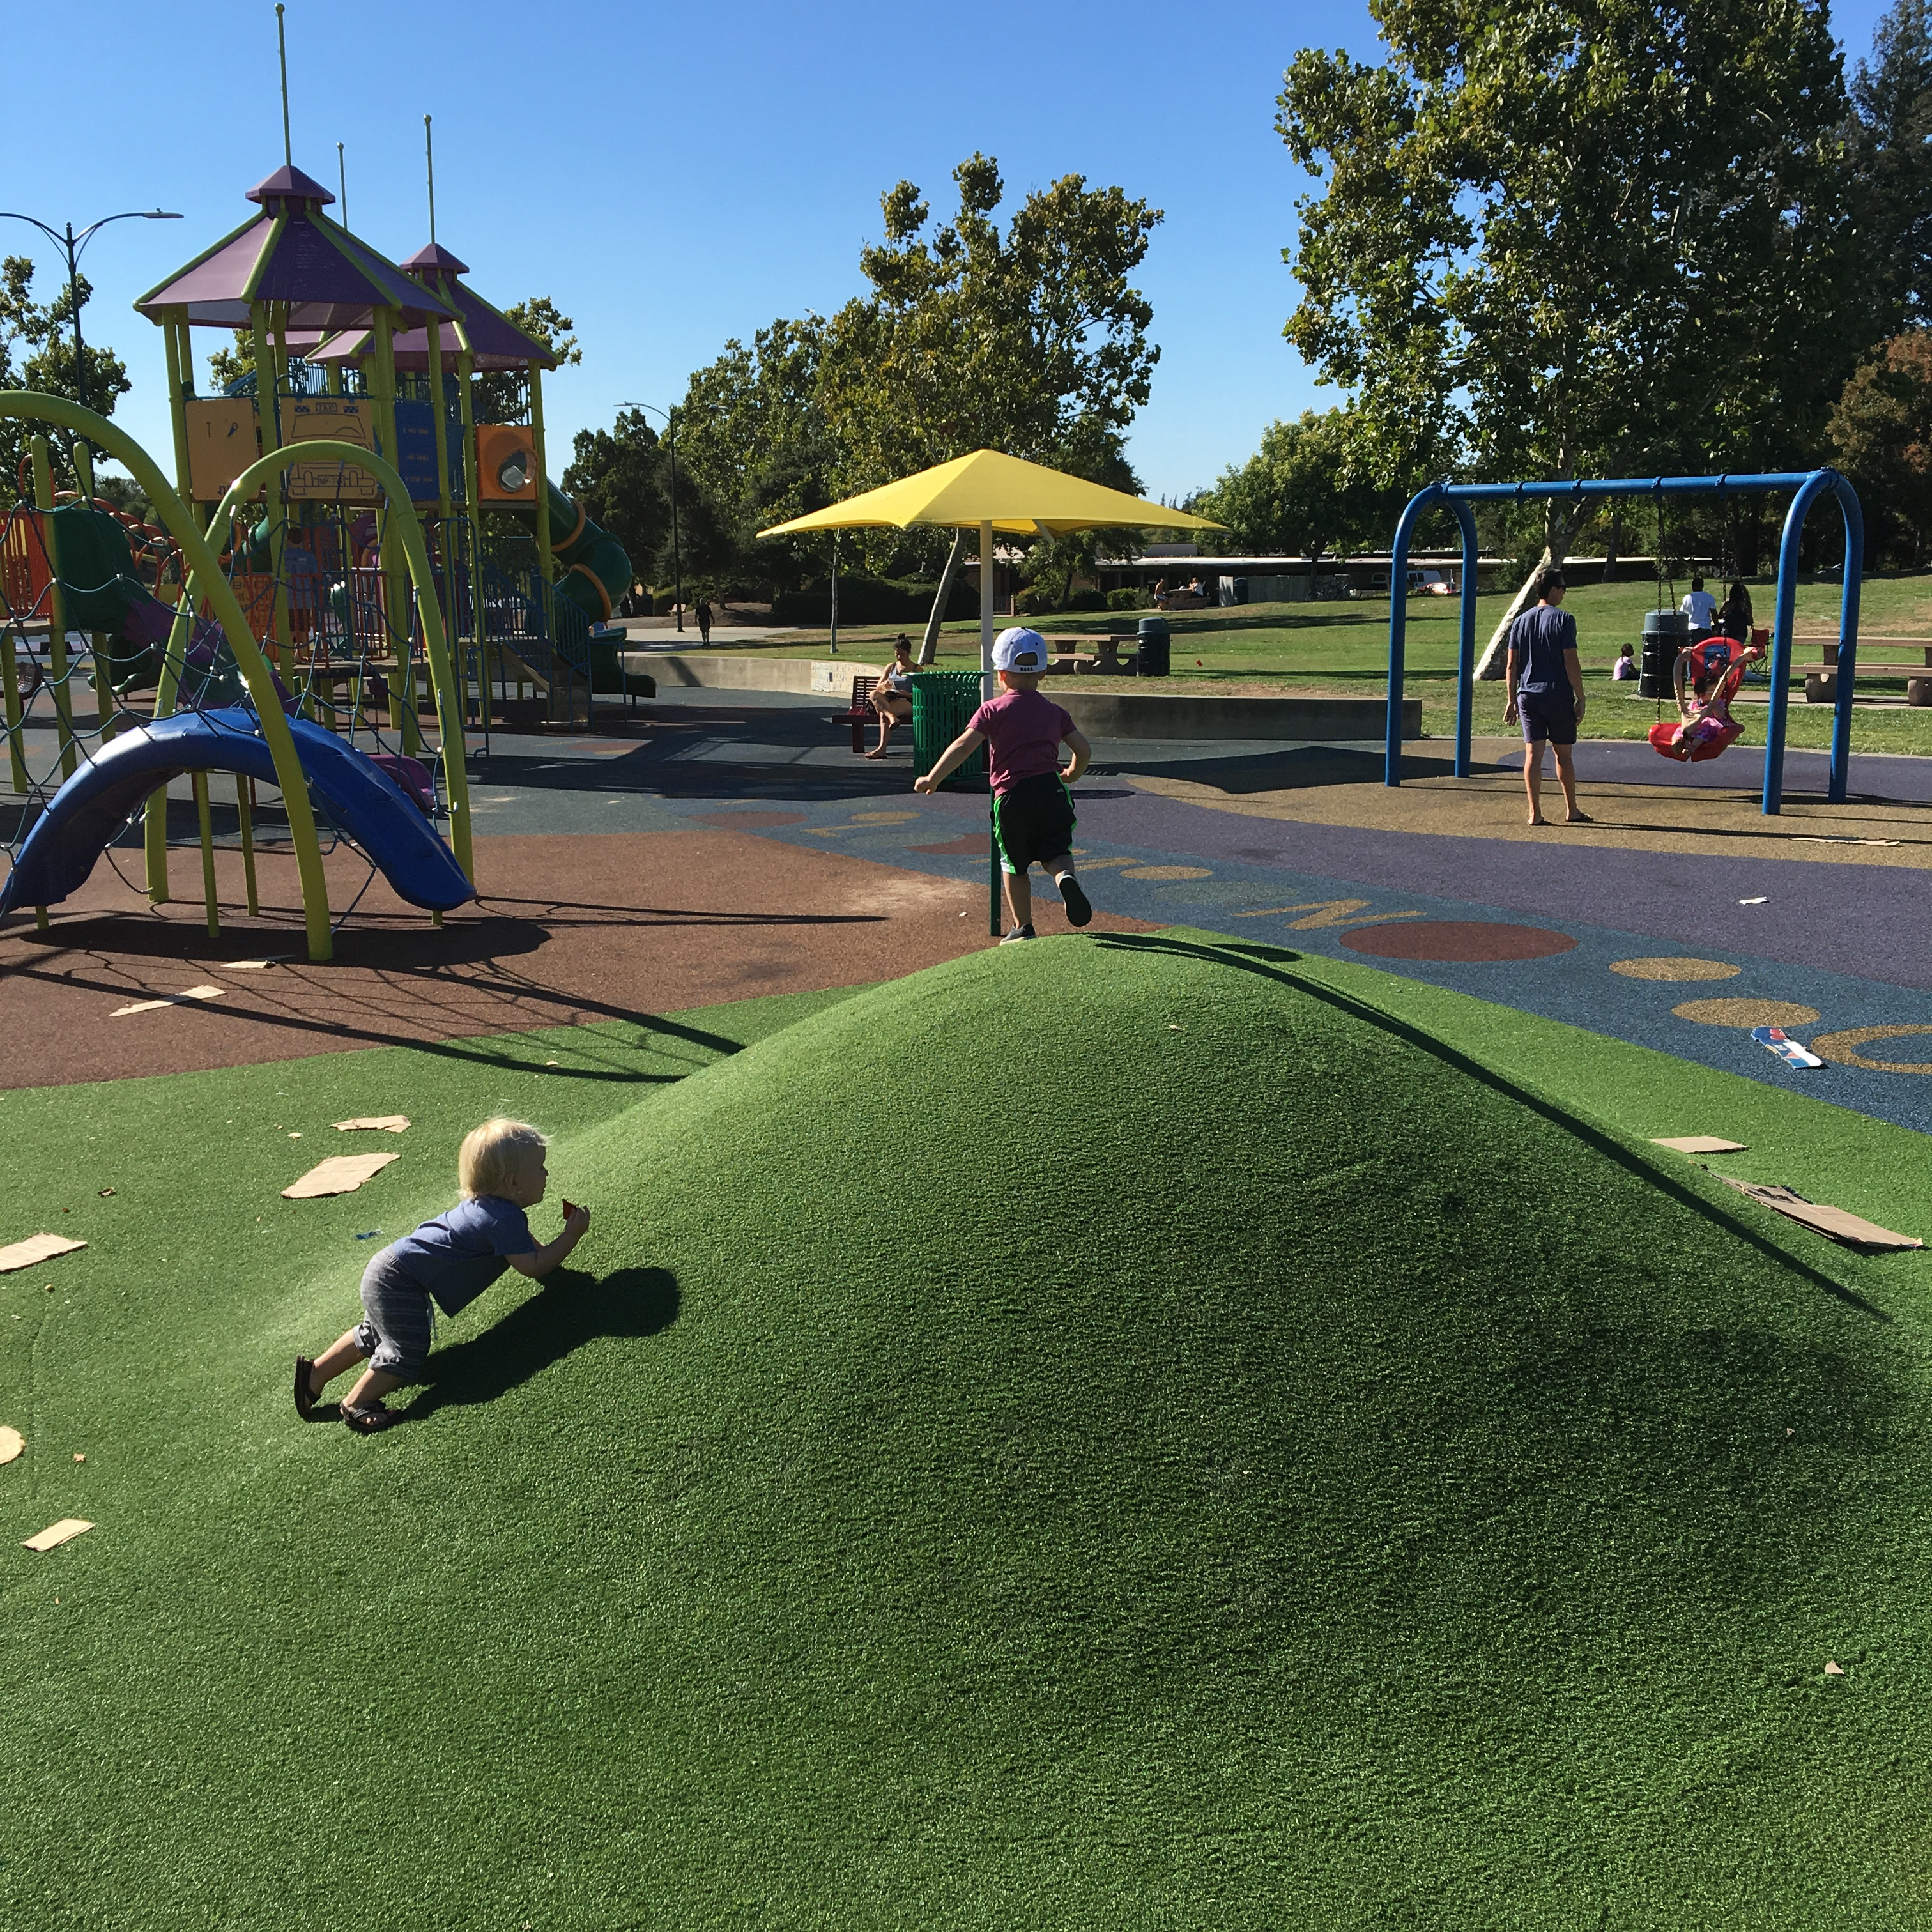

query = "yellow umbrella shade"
[757, 448, 1222, 538]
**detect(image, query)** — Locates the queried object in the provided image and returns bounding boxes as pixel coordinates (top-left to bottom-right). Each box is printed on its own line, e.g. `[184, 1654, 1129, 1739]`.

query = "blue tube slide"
[0, 708, 475, 917]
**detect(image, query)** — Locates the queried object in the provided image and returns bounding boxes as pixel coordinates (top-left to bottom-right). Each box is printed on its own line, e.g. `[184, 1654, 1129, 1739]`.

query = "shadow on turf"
[406, 1264, 680, 1422]
[1095, 931, 1889, 1321]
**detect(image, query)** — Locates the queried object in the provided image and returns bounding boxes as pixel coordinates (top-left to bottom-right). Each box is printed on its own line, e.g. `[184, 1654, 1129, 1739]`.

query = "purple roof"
[135, 165, 455, 331]
[309, 243, 557, 371]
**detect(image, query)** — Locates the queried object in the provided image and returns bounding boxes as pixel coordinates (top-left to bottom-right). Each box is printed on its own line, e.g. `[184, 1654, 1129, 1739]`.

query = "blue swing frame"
[1383, 470, 1865, 813]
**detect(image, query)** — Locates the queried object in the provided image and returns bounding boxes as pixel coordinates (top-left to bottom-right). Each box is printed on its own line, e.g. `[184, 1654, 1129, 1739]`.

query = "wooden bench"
[1798, 635, 1932, 705]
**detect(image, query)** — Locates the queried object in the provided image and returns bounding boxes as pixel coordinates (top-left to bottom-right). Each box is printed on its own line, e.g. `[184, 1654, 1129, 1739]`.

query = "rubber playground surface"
[6, 688, 1932, 1926]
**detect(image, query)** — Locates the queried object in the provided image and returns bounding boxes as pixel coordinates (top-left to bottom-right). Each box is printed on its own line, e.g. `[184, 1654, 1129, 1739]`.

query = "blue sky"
[4, 0, 1899, 503]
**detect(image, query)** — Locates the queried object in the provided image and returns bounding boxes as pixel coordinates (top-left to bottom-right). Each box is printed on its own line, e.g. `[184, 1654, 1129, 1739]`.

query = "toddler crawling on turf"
[295, 1117, 589, 1434]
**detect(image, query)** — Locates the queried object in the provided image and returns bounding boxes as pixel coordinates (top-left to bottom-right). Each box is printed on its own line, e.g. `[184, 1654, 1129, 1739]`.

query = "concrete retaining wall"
[625, 652, 1420, 741]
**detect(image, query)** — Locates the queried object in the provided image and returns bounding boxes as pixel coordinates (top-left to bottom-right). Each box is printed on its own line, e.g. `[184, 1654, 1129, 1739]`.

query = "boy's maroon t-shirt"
[968, 688, 1075, 793]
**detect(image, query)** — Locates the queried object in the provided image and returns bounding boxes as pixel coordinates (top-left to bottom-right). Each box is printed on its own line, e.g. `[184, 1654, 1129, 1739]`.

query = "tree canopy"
[1190, 410, 1397, 567]
[1276, 0, 1867, 580]
[1853, 0, 1932, 332]
[1, 258, 132, 508]
[665, 156, 1163, 594]
[1831, 328, 1932, 562]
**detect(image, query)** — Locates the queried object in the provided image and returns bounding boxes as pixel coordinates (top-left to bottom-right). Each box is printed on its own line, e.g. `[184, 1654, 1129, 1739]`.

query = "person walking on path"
[695, 596, 713, 645]
[914, 627, 1095, 942]
[1502, 567, 1591, 827]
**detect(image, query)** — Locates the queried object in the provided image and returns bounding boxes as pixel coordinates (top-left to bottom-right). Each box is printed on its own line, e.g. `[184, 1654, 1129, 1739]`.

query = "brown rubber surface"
[0, 830, 1151, 1091]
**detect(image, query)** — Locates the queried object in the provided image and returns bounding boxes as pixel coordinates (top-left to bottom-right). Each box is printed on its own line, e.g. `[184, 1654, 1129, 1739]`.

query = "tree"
[1853, 0, 1932, 330]
[1191, 410, 1394, 572]
[1, 257, 132, 509]
[673, 155, 1163, 647]
[673, 316, 838, 597]
[1277, 0, 1869, 670]
[561, 409, 670, 584]
[1830, 329, 1932, 562]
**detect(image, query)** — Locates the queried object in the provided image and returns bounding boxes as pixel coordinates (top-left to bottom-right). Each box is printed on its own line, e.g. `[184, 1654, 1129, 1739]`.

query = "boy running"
[914, 626, 1094, 943]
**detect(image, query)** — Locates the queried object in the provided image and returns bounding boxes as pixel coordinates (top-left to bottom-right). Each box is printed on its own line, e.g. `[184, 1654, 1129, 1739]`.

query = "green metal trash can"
[910, 670, 986, 785]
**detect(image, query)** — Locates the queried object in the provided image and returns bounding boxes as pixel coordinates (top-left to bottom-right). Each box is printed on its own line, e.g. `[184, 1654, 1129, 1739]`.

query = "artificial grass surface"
[6, 944, 1932, 1928]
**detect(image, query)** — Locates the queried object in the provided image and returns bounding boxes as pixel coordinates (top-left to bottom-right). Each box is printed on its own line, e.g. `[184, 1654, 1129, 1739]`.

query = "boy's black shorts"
[991, 772, 1077, 875]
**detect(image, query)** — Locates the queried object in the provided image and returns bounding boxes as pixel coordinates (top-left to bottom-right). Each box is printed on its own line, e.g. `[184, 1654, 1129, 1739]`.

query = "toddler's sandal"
[293, 1356, 323, 1422]
[341, 1402, 398, 1435]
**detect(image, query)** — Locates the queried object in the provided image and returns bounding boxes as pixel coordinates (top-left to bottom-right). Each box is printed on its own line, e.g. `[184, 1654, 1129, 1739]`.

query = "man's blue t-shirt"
[387, 1195, 536, 1315]
[1510, 603, 1578, 695]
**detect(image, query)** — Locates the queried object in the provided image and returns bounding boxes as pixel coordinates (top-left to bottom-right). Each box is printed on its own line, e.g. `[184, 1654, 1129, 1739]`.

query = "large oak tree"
[1277, 0, 1871, 668]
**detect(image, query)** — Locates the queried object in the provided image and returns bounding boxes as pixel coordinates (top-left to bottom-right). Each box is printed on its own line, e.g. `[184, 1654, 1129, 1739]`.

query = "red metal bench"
[832, 675, 879, 753]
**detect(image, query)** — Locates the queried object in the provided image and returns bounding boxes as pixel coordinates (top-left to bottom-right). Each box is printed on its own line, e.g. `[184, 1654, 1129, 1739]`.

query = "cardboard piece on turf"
[0, 1233, 86, 1273]
[332, 1116, 410, 1133]
[23, 1518, 91, 1552]
[1717, 1176, 1922, 1250]
[282, 1153, 401, 1199]
[0, 1426, 22, 1464]
[1652, 1135, 1749, 1154]
[111, 985, 224, 1018]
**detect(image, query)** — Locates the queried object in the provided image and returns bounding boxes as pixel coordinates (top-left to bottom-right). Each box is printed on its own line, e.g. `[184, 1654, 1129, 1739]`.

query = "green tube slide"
[521, 477, 632, 624]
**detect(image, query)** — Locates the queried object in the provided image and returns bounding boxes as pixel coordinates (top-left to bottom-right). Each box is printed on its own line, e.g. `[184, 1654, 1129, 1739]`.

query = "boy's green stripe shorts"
[990, 772, 1078, 875]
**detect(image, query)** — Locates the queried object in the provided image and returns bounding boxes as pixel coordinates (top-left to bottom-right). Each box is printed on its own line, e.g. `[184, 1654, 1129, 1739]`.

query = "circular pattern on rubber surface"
[1121, 865, 1213, 881]
[1671, 999, 1822, 1029]
[1809, 1025, 1932, 1073]
[1341, 921, 1578, 962]
[1609, 957, 1742, 982]
[691, 811, 809, 829]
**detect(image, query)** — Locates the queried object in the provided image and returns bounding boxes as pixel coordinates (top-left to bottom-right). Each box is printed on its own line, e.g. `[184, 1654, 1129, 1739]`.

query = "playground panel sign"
[279, 397, 382, 502]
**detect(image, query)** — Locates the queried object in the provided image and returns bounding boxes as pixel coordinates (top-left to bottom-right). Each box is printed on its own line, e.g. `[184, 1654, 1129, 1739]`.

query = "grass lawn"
[699, 576, 1932, 755]
[4, 940, 1930, 1926]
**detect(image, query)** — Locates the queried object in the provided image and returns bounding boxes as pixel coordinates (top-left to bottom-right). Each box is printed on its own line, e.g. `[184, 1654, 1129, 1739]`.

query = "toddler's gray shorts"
[355, 1248, 434, 1383]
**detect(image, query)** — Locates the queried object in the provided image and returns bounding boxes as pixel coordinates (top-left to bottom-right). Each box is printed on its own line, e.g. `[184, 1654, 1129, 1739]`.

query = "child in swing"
[294, 1118, 590, 1434]
[1658, 632, 1765, 760]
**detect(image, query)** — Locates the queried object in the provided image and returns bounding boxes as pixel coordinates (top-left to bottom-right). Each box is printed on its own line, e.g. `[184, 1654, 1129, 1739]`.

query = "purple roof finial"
[402, 241, 470, 277]
[246, 164, 336, 209]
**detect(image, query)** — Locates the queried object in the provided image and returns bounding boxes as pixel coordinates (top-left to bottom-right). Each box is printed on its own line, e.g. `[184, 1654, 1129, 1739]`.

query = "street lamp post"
[619, 401, 682, 632]
[0, 209, 181, 420]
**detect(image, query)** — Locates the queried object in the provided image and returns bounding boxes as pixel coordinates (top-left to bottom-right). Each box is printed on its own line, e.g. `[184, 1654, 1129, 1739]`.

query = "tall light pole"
[0, 209, 181, 419]
[619, 401, 682, 632]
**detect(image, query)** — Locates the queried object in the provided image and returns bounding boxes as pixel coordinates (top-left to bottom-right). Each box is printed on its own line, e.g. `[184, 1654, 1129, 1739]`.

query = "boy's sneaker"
[999, 924, 1037, 944]
[1057, 875, 1092, 928]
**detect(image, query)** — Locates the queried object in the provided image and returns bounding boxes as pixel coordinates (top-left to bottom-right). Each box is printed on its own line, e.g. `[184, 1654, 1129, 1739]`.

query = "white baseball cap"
[992, 626, 1048, 672]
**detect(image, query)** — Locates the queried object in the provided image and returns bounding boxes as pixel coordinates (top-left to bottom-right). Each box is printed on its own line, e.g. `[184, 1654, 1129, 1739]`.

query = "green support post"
[149, 312, 200, 902]
[238, 774, 259, 916]
[192, 769, 219, 935]
[2, 627, 26, 795]
[29, 436, 76, 781]
[528, 363, 556, 716]
[369, 309, 419, 756]
[70, 441, 118, 745]
[455, 349, 489, 721]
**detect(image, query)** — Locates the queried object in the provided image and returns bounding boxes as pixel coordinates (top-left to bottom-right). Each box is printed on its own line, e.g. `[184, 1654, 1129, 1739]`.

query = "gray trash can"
[1137, 615, 1171, 677]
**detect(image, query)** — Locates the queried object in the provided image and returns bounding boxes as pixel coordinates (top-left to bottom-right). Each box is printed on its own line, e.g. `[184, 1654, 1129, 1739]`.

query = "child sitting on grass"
[914, 626, 1095, 943]
[295, 1117, 589, 1434]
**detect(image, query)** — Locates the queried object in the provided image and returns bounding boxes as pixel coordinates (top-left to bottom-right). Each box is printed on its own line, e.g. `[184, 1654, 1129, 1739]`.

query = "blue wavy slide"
[0, 709, 475, 917]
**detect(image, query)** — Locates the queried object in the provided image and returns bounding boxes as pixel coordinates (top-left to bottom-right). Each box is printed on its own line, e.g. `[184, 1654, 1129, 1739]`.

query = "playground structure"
[1384, 470, 1864, 813]
[0, 157, 632, 963]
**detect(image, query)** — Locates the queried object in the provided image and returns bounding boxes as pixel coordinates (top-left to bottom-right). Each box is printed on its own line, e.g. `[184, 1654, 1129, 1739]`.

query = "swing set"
[1383, 469, 1865, 813]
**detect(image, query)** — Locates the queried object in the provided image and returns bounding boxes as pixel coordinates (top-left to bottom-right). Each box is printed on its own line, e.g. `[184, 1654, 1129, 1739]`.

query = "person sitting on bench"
[866, 635, 918, 758]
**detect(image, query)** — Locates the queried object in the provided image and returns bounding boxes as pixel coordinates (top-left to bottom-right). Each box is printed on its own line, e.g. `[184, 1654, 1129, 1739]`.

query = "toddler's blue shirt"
[388, 1195, 537, 1315]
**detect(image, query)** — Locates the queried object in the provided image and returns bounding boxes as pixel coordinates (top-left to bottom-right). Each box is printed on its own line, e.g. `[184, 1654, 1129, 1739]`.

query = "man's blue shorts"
[1518, 691, 1577, 745]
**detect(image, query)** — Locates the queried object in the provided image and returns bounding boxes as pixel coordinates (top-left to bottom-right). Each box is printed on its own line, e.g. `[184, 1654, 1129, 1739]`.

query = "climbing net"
[0, 441, 470, 935]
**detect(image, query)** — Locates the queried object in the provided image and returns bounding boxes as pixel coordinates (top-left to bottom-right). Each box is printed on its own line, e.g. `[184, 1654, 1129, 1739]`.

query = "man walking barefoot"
[1502, 567, 1592, 827]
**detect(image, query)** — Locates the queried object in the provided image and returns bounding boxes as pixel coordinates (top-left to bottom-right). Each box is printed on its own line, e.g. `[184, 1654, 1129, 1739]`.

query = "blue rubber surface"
[0, 707, 474, 916]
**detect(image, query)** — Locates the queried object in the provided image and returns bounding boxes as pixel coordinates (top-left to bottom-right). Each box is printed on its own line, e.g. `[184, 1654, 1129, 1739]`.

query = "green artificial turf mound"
[6, 938, 1932, 1928]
